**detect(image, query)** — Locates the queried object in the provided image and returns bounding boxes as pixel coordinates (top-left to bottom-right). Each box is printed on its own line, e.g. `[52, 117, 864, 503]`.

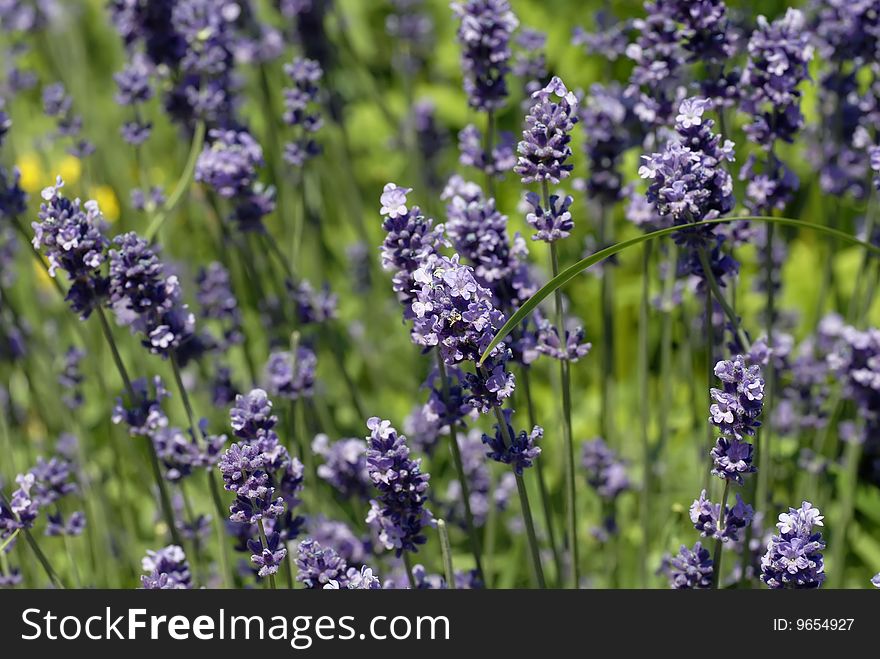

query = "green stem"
[598, 205, 615, 443]
[0, 492, 64, 588]
[696, 247, 751, 352]
[256, 518, 277, 589]
[710, 480, 731, 589]
[520, 367, 563, 585]
[436, 354, 484, 583]
[170, 355, 234, 586]
[485, 395, 546, 588]
[828, 428, 863, 588]
[402, 551, 417, 589]
[145, 120, 207, 242]
[548, 239, 577, 588]
[656, 242, 678, 460]
[638, 242, 652, 587]
[437, 519, 456, 589]
[95, 307, 182, 547]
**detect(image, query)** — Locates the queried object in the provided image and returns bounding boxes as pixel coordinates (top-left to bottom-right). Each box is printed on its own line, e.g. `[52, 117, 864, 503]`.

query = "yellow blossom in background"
[59, 155, 83, 186]
[32, 257, 55, 293]
[16, 152, 43, 193]
[91, 185, 120, 222]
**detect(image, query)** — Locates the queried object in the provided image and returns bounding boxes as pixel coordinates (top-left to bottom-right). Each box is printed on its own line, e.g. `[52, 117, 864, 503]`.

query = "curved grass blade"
[479, 216, 880, 365]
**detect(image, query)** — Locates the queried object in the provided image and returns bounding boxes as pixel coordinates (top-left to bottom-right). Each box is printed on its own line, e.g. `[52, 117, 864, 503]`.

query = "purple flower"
[312, 434, 370, 500]
[112, 376, 170, 437]
[442, 177, 534, 308]
[535, 316, 591, 362]
[458, 124, 515, 179]
[196, 129, 263, 199]
[761, 502, 826, 589]
[451, 0, 519, 112]
[514, 76, 579, 184]
[710, 437, 757, 484]
[741, 9, 813, 148]
[31, 177, 110, 318]
[689, 489, 754, 542]
[108, 232, 204, 364]
[296, 538, 350, 589]
[58, 346, 86, 410]
[141, 545, 192, 589]
[379, 184, 447, 315]
[283, 57, 323, 167]
[196, 262, 242, 348]
[364, 417, 433, 555]
[666, 542, 713, 589]
[248, 531, 287, 577]
[639, 97, 735, 237]
[710, 356, 765, 440]
[482, 409, 542, 475]
[581, 438, 629, 500]
[264, 347, 316, 401]
[579, 83, 639, 204]
[523, 191, 573, 243]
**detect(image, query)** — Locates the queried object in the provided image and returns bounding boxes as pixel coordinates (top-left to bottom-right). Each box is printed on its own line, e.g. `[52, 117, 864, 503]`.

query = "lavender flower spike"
[514, 76, 579, 184]
[760, 502, 826, 589]
[364, 417, 433, 556]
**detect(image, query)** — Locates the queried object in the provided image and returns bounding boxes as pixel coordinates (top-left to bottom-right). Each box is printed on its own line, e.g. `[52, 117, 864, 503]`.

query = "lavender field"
[0, 0, 878, 591]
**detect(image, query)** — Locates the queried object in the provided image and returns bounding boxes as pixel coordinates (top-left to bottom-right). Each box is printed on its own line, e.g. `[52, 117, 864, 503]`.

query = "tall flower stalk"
[515, 76, 580, 587]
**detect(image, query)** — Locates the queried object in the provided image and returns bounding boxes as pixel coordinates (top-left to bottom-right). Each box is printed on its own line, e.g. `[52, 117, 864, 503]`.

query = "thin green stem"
[437, 519, 456, 589]
[0, 492, 64, 588]
[402, 551, 417, 589]
[256, 518, 277, 590]
[145, 120, 207, 242]
[170, 354, 234, 586]
[548, 240, 577, 588]
[95, 307, 182, 547]
[484, 392, 546, 589]
[710, 480, 731, 589]
[520, 367, 563, 585]
[696, 247, 751, 352]
[598, 205, 615, 443]
[638, 242, 652, 587]
[828, 427, 863, 588]
[436, 354, 484, 583]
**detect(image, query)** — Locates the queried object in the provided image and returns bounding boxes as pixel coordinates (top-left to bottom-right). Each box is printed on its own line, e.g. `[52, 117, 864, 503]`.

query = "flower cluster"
[32, 177, 110, 318]
[523, 191, 573, 243]
[741, 9, 813, 148]
[446, 429, 516, 526]
[196, 261, 242, 348]
[458, 124, 515, 179]
[709, 356, 764, 484]
[114, 54, 154, 146]
[295, 538, 352, 589]
[312, 434, 370, 500]
[42, 82, 94, 158]
[264, 347, 317, 401]
[514, 77, 579, 184]
[379, 183, 447, 315]
[108, 232, 205, 364]
[639, 97, 735, 229]
[1, 455, 84, 539]
[451, 0, 518, 112]
[760, 502, 826, 589]
[364, 417, 433, 555]
[689, 489, 754, 543]
[141, 545, 192, 589]
[579, 83, 638, 204]
[282, 57, 323, 167]
[482, 409, 542, 475]
[59, 346, 86, 411]
[581, 438, 630, 501]
[219, 389, 305, 576]
[665, 542, 713, 589]
[196, 128, 275, 232]
[442, 176, 533, 308]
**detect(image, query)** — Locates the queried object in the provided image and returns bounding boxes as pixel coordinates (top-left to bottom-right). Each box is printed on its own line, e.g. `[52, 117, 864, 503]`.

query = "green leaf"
[479, 216, 880, 365]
